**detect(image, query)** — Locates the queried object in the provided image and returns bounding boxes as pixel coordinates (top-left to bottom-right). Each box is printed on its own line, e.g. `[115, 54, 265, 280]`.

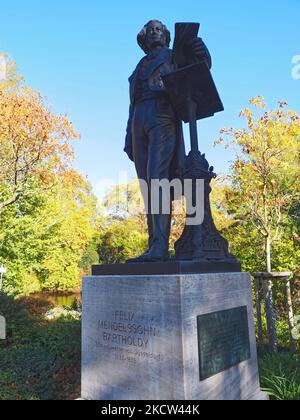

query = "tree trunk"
[266, 235, 272, 273]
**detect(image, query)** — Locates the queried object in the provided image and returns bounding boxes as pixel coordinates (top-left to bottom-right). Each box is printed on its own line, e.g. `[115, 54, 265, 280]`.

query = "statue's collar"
[147, 47, 168, 60]
[133, 48, 172, 81]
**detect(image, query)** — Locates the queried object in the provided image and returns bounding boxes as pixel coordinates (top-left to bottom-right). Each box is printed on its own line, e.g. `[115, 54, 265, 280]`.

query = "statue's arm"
[124, 104, 134, 162]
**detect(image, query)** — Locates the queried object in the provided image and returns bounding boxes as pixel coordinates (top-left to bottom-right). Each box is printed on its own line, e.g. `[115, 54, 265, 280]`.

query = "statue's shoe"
[126, 250, 150, 264]
[126, 248, 169, 264]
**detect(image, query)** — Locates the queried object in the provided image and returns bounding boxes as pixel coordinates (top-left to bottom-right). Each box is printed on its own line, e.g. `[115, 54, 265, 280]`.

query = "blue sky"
[0, 0, 299, 198]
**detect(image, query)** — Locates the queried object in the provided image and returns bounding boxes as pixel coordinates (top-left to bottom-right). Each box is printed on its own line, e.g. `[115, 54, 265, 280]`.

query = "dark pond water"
[33, 293, 81, 308]
[49, 294, 81, 307]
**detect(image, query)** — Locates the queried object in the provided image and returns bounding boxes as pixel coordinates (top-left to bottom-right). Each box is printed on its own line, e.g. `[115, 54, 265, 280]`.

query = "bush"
[0, 292, 81, 400]
[259, 352, 300, 400]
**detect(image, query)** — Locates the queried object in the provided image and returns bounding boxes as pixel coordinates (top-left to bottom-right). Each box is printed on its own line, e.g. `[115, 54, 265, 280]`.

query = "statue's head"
[137, 20, 171, 54]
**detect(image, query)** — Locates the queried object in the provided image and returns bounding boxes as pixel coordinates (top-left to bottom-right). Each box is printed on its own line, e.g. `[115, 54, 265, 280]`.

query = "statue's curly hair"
[137, 20, 171, 54]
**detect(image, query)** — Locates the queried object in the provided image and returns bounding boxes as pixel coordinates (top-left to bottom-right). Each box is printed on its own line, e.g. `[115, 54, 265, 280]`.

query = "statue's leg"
[126, 104, 153, 263]
[147, 214, 154, 249]
[127, 99, 177, 262]
[141, 104, 177, 260]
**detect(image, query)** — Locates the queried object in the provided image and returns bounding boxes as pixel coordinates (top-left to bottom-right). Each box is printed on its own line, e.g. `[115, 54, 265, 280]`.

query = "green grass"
[259, 352, 300, 400]
[0, 293, 81, 400]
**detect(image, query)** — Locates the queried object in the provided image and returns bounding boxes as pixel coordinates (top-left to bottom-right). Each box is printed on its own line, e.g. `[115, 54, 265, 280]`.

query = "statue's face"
[145, 21, 167, 51]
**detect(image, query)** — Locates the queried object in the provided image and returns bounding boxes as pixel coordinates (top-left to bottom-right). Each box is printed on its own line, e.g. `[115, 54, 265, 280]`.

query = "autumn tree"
[216, 97, 300, 273]
[0, 54, 24, 92]
[102, 178, 145, 222]
[0, 86, 79, 218]
[100, 178, 188, 257]
[0, 54, 99, 295]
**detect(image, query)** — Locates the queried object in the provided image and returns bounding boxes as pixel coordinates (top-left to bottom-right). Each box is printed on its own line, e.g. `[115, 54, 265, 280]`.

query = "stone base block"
[82, 272, 264, 400]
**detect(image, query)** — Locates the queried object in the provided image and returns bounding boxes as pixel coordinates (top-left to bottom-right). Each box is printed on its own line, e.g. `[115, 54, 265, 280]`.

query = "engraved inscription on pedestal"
[93, 310, 163, 367]
[197, 306, 251, 381]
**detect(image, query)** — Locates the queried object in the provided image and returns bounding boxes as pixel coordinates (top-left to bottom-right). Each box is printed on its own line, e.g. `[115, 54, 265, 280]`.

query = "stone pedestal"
[81, 272, 267, 400]
[0, 315, 5, 340]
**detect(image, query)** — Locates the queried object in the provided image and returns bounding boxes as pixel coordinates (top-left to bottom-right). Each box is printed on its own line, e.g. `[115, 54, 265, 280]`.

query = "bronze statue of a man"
[124, 20, 212, 263]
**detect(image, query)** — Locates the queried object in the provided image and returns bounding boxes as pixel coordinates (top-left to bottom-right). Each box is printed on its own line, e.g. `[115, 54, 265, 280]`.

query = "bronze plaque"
[197, 306, 251, 381]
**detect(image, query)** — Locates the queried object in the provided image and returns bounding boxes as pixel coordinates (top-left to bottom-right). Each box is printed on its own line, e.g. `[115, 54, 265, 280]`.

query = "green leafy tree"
[215, 97, 300, 273]
[0, 174, 98, 295]
[97, 218, 147, 264]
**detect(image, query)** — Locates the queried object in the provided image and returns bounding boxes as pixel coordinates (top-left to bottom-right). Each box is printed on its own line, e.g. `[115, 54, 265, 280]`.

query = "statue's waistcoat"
[125, 47, 186, 181]
[129, 48, 174, 105]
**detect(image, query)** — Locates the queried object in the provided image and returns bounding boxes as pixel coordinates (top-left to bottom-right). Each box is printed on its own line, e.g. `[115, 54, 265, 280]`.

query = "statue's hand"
[124, 143, 134, 162]
[127, 150, 134, 162]
[186, 37, 209, 61]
